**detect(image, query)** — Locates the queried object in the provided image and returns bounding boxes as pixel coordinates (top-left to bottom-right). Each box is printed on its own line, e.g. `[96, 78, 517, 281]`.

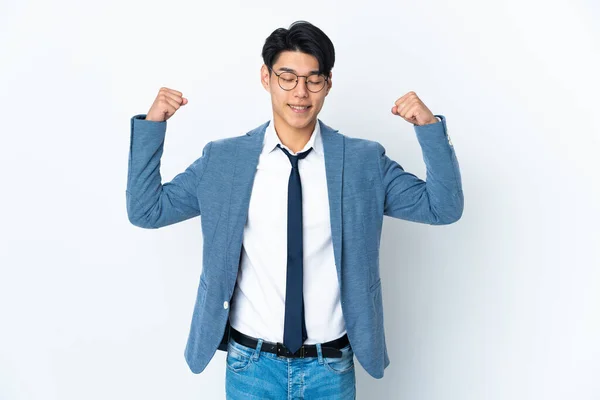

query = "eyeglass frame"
[268, 67, 330, 93]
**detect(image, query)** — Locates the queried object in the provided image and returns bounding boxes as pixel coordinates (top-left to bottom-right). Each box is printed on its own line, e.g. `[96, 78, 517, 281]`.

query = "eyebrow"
[277, 67, 321, 75]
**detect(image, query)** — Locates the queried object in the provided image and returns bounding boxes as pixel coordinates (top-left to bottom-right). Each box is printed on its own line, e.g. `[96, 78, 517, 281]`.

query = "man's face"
[261, 50, 332, 133]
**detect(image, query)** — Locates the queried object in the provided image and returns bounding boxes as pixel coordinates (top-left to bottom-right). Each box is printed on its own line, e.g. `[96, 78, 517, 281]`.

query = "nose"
[293, 77, 309, 97]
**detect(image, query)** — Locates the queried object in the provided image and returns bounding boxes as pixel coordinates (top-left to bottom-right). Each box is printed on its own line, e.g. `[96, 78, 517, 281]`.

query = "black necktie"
[277, 144, 312, 354]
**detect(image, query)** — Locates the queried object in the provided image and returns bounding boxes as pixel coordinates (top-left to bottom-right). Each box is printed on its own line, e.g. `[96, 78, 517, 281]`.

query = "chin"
[288, 110, 317, 124]
[287, 117, 316, 130]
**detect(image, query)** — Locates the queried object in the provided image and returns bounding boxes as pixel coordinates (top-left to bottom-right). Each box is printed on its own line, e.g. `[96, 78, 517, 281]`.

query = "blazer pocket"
[370, 278, 384, 321]
[369, 277, 381, 294]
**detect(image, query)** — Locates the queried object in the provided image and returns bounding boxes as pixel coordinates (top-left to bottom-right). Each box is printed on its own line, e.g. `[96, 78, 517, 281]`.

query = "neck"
[273, 117, 316, 154]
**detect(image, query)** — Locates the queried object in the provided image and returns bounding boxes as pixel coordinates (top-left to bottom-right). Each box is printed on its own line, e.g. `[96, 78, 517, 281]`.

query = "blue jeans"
[225, 333, 357, 399]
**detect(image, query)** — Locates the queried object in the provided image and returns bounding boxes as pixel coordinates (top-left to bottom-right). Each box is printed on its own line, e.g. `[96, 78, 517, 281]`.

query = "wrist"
[419, 116, 440, 126]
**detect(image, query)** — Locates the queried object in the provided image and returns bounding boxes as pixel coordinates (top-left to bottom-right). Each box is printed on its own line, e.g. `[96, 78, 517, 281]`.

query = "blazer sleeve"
[378, 115, 463, 225]
[126, 114, 212, 229]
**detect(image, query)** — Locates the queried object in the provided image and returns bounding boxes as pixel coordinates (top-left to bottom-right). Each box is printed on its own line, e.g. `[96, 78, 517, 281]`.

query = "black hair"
[262, 21, 335, 76]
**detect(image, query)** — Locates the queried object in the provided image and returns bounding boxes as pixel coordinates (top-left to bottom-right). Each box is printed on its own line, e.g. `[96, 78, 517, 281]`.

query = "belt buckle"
[276, 342, 290, 358]
[276, 343, 305, 358]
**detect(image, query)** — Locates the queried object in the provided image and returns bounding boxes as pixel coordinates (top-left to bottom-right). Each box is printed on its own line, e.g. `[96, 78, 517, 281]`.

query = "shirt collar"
[262, 119, 323, 157]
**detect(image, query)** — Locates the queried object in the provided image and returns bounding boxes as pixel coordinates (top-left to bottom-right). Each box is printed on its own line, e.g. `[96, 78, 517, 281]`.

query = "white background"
[1, 0, 599, 399]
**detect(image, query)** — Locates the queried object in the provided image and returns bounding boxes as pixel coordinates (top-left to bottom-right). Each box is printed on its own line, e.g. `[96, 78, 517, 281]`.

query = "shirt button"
[223, 301, 229, 309]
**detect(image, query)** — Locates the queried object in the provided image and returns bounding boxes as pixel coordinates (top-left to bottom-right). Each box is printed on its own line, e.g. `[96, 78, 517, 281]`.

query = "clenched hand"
[145, 87, 188, 122]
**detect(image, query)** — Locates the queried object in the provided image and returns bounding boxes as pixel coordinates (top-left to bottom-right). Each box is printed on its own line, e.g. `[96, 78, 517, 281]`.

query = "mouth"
[288, 104, 312, 113]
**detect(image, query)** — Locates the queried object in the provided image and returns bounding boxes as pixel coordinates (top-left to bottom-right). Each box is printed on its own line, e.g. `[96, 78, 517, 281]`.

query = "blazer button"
[223, 301, 229, 309]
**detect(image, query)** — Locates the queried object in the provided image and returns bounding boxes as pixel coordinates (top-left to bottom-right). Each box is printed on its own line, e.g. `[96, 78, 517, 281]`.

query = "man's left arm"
[378, 91, 463, 225]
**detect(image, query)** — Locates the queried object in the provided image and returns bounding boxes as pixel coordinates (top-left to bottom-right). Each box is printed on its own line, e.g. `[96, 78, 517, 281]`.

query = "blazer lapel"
[225, 122, 267, 277]
[319, 120, 344, 276]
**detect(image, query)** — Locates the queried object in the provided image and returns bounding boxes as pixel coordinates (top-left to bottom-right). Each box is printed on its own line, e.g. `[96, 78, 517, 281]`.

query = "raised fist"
[145, 87, 188, 122]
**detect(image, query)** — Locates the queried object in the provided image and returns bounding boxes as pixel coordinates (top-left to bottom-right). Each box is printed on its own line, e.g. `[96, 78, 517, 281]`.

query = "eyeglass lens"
[278, 72, 326, 92]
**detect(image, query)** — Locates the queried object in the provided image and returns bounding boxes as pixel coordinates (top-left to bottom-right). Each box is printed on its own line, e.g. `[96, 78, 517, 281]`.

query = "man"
[127, 21, 463, 399]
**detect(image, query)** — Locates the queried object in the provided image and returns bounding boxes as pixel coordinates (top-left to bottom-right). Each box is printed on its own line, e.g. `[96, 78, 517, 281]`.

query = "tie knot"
[277, 144, 312, 169]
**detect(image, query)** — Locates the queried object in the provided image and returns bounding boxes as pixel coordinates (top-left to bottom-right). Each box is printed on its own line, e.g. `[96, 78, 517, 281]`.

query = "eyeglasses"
[269, 68, 329, 93]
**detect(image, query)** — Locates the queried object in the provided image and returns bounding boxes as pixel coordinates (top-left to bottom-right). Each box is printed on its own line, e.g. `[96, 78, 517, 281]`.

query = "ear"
[325, 71, 332, 95]
[260, 64, 270, 91]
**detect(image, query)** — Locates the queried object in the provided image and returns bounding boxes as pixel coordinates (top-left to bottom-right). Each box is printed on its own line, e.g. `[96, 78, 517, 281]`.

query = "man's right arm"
[126, 114, 212, 229]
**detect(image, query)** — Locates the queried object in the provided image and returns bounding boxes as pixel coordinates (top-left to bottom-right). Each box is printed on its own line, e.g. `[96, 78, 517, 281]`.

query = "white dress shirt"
[228, 120, 346, 344]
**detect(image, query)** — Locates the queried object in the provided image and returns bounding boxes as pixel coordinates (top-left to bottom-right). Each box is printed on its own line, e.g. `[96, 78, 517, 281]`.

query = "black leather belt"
[229, 327, 349, 359]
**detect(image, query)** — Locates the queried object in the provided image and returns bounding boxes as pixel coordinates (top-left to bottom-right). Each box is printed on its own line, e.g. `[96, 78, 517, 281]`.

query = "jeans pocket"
[323, 344, 355, 375]
[226, 342, 253, 373]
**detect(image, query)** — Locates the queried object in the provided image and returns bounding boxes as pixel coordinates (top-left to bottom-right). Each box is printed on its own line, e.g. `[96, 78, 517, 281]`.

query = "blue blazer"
[126, 114, 463, 379]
